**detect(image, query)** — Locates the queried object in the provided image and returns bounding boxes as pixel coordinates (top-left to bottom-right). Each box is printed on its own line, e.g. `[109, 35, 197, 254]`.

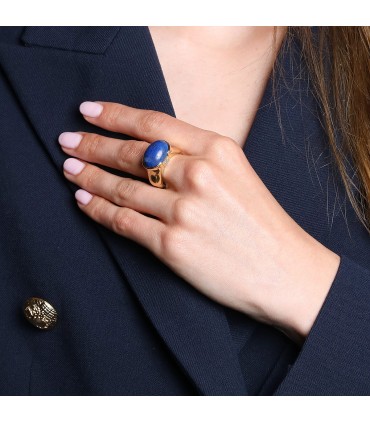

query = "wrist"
[280, 236, 341, 342]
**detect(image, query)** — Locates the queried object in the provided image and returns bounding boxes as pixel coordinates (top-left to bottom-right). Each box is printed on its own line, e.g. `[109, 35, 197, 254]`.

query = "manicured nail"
[63, 158, 85, 175]
[79, 101, 103, 118]
[75, 189, 93, 205]
[58, 132, 82, 149]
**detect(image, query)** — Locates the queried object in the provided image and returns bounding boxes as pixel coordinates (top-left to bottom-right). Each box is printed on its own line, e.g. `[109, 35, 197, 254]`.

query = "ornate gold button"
[23, 297, 58, 330]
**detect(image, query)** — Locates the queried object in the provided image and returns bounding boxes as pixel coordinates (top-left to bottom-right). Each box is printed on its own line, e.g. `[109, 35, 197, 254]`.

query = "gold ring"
[142, 140, 182, 188]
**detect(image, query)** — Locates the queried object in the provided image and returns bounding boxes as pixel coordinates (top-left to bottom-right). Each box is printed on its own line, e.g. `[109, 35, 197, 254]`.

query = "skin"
[59, 100, 341, 345]
[148, 26, 287, 148]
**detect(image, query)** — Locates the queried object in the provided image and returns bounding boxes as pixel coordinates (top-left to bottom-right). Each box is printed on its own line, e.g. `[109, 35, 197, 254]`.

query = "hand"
[59, 101, 340, 344]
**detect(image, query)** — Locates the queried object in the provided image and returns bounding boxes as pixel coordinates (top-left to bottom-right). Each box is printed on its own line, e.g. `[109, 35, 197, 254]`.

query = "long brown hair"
[279, 27, 370, 233]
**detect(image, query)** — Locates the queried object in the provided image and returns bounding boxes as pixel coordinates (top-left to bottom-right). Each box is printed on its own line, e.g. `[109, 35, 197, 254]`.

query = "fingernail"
[75, 189, 93, 205]
[58, 132, 82, 149]
[79, 101, 103, 118]
[63, 158, 85, 175]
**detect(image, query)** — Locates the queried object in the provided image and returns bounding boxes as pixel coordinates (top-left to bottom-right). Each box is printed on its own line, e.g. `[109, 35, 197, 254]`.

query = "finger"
[79, 101, 215, 156]
[58, 131, 149, 179]
[63, 157, 176, 221]
[75, 189, 165, 254]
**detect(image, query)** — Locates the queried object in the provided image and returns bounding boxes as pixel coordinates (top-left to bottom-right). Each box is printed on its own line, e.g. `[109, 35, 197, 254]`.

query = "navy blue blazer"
[1, 27, 370, 395]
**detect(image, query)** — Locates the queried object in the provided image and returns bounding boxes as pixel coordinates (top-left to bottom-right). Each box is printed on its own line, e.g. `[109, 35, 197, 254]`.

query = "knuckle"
[104, 103, 122, 128]
[115, 179, 137, 202]
[172, 197, 194, 226]
[89, 200, 104, 221]
[82, 133, 101, 157]
[112, 209, 132, 233]
[117, 141, 145, 168]
[139, 110, 167, 135]
[207, 136, 237, 162]
[84, 167, 100, 191]
[185, 159, 214, 191]
[160, 228, 185, 260]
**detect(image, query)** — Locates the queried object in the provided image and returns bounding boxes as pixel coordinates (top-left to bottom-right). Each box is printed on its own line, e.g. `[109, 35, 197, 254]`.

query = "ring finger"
[59, 131, 149, 179]
[59, 131, 191, 190]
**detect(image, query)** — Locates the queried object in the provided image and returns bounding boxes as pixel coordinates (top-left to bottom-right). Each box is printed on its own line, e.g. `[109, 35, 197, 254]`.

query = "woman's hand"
[59, 101, 340, 343]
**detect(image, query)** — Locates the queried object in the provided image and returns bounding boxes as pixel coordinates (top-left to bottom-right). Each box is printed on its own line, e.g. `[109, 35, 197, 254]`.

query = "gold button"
[23, 297, 58, 330]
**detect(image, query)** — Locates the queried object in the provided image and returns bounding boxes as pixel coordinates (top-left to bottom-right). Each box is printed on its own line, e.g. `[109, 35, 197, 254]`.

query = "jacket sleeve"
[274, 254, 370, 395]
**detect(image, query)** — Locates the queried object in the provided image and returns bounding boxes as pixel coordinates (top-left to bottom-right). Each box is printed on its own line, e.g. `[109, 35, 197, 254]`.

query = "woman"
[0, 26, 369, 395]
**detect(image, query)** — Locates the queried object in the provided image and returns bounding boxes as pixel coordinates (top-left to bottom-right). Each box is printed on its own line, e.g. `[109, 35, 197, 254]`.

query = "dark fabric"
[0, 27, 369, 395]
[276, 255, 370, 395]
[21, 26, 120, 54]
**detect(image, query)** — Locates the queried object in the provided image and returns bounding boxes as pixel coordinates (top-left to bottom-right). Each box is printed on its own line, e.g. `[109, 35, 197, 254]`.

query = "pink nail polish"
[79, 101, 103, 118]
[58, 132, 82, 149]
[63, 158, 85, 175]
[75, 189, 93, 205]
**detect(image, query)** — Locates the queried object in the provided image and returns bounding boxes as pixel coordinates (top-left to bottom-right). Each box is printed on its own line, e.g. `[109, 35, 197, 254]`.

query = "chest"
[149, 27, 281, 148]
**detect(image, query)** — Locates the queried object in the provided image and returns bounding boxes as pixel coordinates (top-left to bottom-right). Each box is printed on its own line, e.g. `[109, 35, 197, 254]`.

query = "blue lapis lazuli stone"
[143, 140, 169, 169]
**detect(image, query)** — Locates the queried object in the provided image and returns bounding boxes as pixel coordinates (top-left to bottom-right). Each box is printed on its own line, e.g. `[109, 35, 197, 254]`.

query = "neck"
[149, 26, 286, 52]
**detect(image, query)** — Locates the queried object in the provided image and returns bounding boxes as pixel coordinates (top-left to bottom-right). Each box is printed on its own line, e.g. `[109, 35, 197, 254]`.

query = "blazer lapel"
[0, 26, 247, 395]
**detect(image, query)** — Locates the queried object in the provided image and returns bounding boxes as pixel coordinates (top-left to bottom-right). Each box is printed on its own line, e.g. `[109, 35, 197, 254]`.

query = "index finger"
[79, 101, 214, 156]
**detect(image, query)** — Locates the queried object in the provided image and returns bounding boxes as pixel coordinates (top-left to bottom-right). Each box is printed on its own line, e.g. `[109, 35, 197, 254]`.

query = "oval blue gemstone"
[143, 140, 169, 169]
